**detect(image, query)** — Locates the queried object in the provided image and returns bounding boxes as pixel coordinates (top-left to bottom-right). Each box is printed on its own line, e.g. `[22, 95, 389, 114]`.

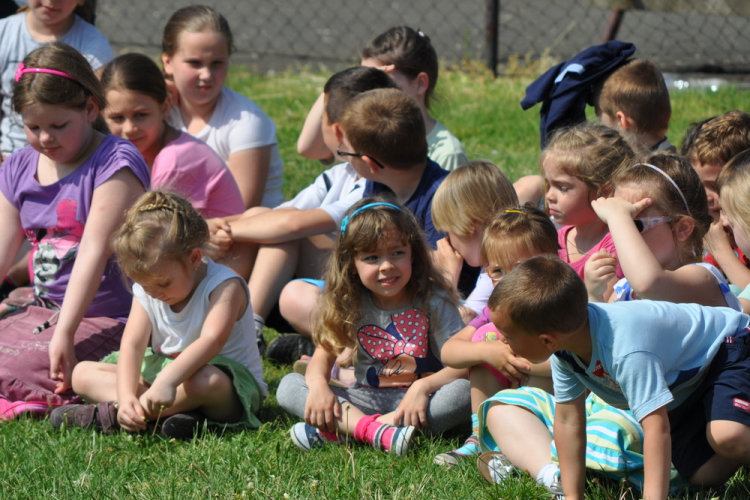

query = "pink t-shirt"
[557, 225, 624, 279]
[151, 132, 245, 218]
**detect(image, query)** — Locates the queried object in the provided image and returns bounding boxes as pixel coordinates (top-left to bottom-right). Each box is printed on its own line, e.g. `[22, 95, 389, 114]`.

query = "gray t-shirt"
[353, 289, 463, 388]
[0, 13, 113, 155]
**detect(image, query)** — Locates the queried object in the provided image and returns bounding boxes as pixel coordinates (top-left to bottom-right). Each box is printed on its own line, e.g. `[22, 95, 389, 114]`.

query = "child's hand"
[584, 250, 617, 300]
[304, 381, 340, 433]
[434, 236, 464, 288]
[205, 218, 234, 259]
[591, 196, 652, 224]
[704, 220, 733, 256]
[117, 395, 148, 432]
[48, 333, 78, 394]
[393, 380, 430, 428]
[483, 341, 531, 388]
[139, 381, 177, 417]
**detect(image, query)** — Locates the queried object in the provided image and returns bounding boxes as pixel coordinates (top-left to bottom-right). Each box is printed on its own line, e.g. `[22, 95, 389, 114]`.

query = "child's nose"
[123, 120, 138, 135]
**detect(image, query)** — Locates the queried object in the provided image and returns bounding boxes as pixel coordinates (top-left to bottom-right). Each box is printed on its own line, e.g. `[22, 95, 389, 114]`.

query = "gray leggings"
[276, 372, 471, 435]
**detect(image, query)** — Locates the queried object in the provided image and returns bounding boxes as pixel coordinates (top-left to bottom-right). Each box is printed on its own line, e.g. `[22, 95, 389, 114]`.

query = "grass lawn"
[3, 69, 750, 499]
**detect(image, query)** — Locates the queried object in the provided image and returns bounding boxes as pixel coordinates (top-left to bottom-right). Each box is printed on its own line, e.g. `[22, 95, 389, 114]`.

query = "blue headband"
[340, 202, 402, 235]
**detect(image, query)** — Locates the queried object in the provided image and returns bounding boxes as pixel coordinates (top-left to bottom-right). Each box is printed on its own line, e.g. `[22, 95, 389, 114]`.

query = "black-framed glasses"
[634, 216, 673, 233]
[337, 144, 386, 169]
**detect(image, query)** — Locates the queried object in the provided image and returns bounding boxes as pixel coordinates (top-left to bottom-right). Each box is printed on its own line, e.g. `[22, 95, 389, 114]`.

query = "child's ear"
[84, 97, 98, 123]
[362, 156, 383, 173]
[161, 53, 173, 76]
[333, 123, 344, 143]
[615, 111, 636, 131]
[161, 94, 172, 115]
[415, 72, 430, 96]
[674, 216, 695, 241]
[189, 247, 203, 270]
[539, 332, 560, 352]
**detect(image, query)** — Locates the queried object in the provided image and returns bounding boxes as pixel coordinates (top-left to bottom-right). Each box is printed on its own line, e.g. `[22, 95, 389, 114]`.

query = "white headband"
[635, 163, 691, 216]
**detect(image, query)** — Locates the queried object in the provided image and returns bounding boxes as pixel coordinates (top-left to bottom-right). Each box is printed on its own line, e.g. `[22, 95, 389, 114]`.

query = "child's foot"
[289, 422, 341, 451]
[383, 425, 416, 456]
[160, 411, 206, 440]
[266, 334, 315, 365]
[434, 434, 480, 466]
[477, 451, 514, 484]
[49, 401, 119, 433]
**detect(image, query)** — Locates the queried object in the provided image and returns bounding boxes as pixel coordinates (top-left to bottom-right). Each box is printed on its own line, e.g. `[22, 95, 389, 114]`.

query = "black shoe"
[265, 334, 315, 365]
[257, 332, 267, 357]
[160, 411, 205, 440]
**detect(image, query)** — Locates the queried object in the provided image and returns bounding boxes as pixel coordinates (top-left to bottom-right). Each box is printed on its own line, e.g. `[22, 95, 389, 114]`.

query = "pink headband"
[14, 62, 76, 83]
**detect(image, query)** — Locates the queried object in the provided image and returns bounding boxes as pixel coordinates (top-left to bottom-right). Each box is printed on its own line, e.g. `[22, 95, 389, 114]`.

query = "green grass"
[4, 69, 750, 499]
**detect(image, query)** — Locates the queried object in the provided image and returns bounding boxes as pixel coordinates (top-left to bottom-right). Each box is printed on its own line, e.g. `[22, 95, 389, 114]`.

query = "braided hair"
[112, 191, 208, 280]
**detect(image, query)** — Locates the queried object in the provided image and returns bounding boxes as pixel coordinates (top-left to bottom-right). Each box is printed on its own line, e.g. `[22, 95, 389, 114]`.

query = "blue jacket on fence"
[521, 41, 636, 148]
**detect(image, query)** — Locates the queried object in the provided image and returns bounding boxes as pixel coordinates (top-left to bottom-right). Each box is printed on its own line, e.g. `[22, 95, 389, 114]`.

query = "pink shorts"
[470, 322, 511, 389]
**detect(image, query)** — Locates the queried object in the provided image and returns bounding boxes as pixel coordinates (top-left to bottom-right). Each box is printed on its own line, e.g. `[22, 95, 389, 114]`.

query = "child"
[51, 191, 265, 437]
[0, 42, 149, 415]
[717, 149, 750, 314]
[1, 0, 113, 157]
[102, 53, 244, 220]
[585, 153, 738, 309]
[298, 26, 468, 171]
[542, 122, 632, 284]
[489, 256, 750, 499]
[435, 205, 559, 466]
[431, 160, 518, 322]
[278, 88, 454, 338]
[162, 5, 283, 209]
[276, 198, 469, 454]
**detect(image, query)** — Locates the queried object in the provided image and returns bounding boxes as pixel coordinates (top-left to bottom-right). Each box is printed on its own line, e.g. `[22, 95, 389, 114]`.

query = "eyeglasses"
[634, 216, 673, 233]
[337, 144, 385, 169]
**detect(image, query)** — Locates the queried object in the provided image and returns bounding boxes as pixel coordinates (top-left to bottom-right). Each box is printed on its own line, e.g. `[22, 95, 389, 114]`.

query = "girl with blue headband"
[276, 195, 470, 455]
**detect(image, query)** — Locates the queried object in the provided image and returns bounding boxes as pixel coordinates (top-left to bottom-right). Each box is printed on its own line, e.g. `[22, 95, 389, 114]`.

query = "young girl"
[717, 149, 750, 314]
[102, 53, 244, 220]
[276, 197, 469, 454]
[435, 205, 559, 466]
[298, 26, 468, 171]
[1, 0, 113, 157]
[542, 122, 632, 284]
[52, 191, 265, 436]
[0, 42, 149, 416]
[161, 5, 283, 209]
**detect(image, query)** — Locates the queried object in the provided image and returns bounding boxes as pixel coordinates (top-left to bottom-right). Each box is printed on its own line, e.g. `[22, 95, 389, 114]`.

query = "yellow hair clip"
[504, 209, 525, 214]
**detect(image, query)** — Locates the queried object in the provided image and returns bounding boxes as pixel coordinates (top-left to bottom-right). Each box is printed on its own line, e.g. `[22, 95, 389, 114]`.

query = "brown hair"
[432, 160, 519, 236]
[593, 59, 671, 138]
[612, 152, 711, 260]
[112, 191, 209, 281]
[101, 53, 168, 105]
[323, 66, 399, 124]
[481, 204, 560, 266]
[339, 88, 427, 170]
[162, 5, 234, 58]
[717, 149, 750, 244]
[489, 255, 588, 335]
[685, 110, 750, 167]
[12, 42, 109, 134]
[314, 195, 457, 355]
[540, 122, 634, 198]
[361, 26, 438, 108]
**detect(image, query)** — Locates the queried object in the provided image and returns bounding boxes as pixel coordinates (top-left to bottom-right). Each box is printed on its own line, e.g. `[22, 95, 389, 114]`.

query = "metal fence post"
[486, 0, 500, 77]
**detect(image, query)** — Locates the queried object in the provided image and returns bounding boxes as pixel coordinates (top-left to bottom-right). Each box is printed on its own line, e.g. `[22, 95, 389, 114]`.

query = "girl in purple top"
[0, 42, 149, 415]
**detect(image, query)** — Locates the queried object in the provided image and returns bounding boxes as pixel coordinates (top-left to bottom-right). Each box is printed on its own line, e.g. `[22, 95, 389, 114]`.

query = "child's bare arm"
[297, 93, 335, 160]
[115, 299, 152, 431]
[0, 194, 25, 280]
[641, 406, 671, 500]
[139, 278, 246, 415]
[554, 395, 587, 500]
[228, 207, 337, 244]
[305, 345, 340, 432]
[49, 169, 145, 394]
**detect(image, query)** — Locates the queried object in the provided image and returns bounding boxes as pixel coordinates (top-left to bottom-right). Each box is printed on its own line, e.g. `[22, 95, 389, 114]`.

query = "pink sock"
[353, 414, 395, 451]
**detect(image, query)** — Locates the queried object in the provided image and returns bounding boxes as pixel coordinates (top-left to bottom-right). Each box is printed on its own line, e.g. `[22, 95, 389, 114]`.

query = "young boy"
[489, 255, 750, 500]
[278, 88, 453, 345]
[206, 67, 397, 354]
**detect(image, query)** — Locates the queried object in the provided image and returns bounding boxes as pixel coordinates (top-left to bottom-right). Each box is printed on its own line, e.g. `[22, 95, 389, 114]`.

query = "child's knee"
[71, 361, 100, 391]
[707, 420, 750, 460]
[182, 365, 232, 397]
[279, 281, 319, 330]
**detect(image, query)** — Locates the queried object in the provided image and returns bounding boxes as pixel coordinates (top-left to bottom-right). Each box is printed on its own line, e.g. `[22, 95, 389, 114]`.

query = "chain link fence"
[96, 0, 750, 74]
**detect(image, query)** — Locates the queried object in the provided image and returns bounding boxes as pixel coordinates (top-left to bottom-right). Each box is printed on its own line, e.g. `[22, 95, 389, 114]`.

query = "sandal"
[50, 401, 119, 433]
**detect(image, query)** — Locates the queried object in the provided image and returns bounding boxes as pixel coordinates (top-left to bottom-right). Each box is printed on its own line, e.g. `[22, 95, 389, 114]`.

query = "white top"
[0, 12, 114, 155]
[133, 258, 267, 395]
[278, 161, 365, 236]
[167, 87, 284, 208]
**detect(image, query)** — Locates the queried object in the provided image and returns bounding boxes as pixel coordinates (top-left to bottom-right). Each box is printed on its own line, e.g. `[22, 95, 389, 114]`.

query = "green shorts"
[101, 348, 263, 429]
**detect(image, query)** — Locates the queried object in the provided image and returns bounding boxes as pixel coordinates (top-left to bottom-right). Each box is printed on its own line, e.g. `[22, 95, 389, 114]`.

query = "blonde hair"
[481, 204, 560, 266]
[432, 160, 518, 236]
[540, 122, 634, 198]
[112, 191, 208, 281]
[314, 195, 456, 355]
[718, 149, 750, 241]
[612, 152, 711, 260]
[12, 42, 109, 134]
